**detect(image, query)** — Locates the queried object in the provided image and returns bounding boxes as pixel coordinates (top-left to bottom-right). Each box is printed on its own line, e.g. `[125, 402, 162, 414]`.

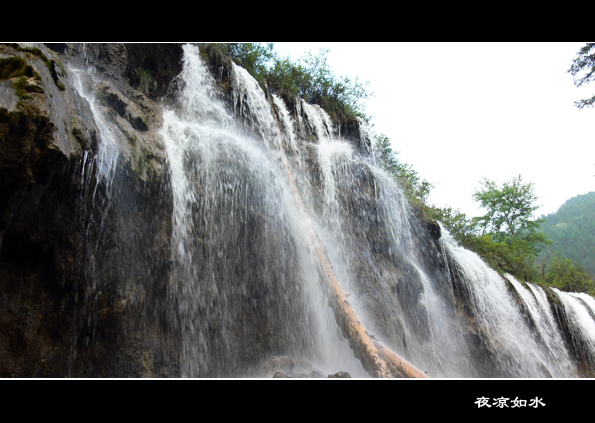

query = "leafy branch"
[568, 42, 595, 109]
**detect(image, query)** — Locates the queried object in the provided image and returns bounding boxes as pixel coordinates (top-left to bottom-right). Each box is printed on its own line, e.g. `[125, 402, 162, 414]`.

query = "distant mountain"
[540, 191, 595, 278]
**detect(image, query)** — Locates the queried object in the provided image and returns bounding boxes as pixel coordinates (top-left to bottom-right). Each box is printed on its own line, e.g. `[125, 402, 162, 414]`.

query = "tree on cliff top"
[473, 175, 542, 237]
[470, 175, 552, 280]
[473, 175, 551, 253]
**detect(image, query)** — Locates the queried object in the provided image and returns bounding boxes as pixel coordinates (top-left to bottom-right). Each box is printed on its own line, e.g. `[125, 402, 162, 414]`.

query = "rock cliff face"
[1, 43, 595, 378]
[0, 43, 181, 377]
[0, 42, 438, 377]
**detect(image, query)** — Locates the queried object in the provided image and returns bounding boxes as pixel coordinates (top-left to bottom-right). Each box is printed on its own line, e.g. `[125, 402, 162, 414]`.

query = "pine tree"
[568, 42, 595, 109]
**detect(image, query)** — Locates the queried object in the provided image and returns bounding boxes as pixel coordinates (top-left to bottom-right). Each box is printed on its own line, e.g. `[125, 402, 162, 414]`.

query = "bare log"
[375, 341, 430, 378]
[281, 152, 429, 378]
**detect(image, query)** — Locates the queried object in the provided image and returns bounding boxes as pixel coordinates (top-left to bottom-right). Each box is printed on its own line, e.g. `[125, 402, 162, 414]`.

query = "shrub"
[198, 43, 372, 123]
[541, 253, 595, 294]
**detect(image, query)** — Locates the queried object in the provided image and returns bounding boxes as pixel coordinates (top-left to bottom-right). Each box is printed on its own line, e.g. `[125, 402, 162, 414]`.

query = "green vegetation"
[14, 44, 65, 91]
[371, 131, 551, 284]
[15, 77, 44, 99]
[539, 192, 595, 280]
[197, 42, 594, 296]
[540, 252, 594, 294]
[137, 68, 157, 96]
[568, 42, 595, 109]
[0, 57, 44, 102]
[0, 45, 66, 103]
[472, 175, 542, 238]
[373, 133, 432, 204]
[431, 176, 548, 279]
[538, 40, 595, 294]
[372, 134, 593, 295]
[472, 176, 552, 266]
[0, 56, 40, 80]
[212, 43, 276, 89]
[432, 177, 594, 295]
[197, 43, 372, 123]
[371, 133, 559, 287]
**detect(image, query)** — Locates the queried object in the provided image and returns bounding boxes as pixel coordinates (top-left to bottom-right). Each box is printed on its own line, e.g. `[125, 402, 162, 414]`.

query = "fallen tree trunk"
[281, 152, 429, 378]
[375, 341, 430, 378]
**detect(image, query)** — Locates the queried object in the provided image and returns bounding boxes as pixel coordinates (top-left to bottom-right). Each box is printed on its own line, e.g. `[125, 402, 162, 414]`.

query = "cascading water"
[285, 103, 480, 377]
[28, 42, 595, 378]
[70, 67, 120, 195]
[66, 62, 123, 372]
[439, 230, 595, 377]
[506, 274, 576, 377]
[156, 44, 595, 378]
[160, 44, 365, 377]
[555, 289, 595, 368]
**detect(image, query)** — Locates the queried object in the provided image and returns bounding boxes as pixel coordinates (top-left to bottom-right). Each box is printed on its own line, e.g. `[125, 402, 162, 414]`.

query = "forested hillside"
[540, 192, 595, 278]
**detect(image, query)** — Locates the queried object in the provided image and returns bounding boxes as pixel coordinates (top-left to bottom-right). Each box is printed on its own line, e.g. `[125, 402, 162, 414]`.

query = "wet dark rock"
[262, 356, 327, 378]
[328, 371, 351, 378]
[122, 43, 184, 100]
[0, 43, 178, 377]
[336, 117, 372, 156]
[272, 371, 292, 378]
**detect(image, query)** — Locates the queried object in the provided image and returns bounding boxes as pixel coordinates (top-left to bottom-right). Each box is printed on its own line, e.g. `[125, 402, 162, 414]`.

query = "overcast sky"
[271, 42, 594, 218]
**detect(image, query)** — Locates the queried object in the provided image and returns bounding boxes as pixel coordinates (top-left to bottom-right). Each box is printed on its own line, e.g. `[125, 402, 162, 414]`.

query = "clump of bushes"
[197, 43, 372, 124]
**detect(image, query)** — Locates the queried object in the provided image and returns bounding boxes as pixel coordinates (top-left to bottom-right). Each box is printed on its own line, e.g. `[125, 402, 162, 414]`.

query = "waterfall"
[70, 66, 120, 196]
[160, 44, 365, 377]
[439, 230, 595, 377]
[7, 42, 595, 378]
[152, 44, 595, 377]
[65, 62, 124, 373]
[506, 275, 575, 377]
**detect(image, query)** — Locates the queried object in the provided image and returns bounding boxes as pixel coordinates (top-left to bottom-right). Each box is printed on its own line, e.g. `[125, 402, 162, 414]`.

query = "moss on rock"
[0, 57, 40, 80]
